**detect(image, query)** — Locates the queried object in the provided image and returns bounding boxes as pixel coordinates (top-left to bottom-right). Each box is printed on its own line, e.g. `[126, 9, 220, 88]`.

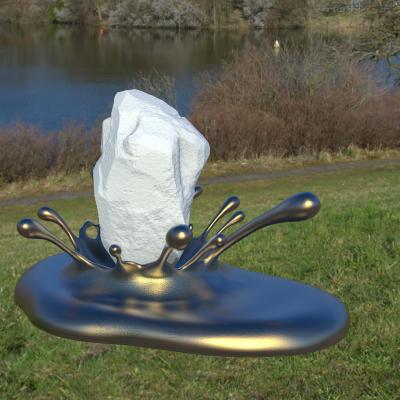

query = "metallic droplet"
[37, 207, 78, 249]
[206, 192, 321, 265]
[109, 244, 122, 258]
[202, 196, 240, 239]
[109, 244, 142, 272]
[17, 218, 103, 269]
[166, 225, 193, 250]
[178, 233, 225, 270]
[217, 211, 245, 235]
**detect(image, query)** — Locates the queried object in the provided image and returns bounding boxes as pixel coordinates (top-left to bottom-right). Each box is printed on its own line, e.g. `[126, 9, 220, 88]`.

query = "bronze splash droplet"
[178, 233, 225, 270]
[37, 207, 78, 249]
[166, 224, 193, 250]
[201, 196, 240, 240]
[16, 192, 320, 274]
[216, 210, 245, 235]
[205, 192, 321, 265]
[17, 218, 101, 269]
[144, 225, 193, 277]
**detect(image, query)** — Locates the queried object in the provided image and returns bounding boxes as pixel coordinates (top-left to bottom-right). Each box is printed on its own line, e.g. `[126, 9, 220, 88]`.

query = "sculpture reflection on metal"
[15, 189, 349, 356]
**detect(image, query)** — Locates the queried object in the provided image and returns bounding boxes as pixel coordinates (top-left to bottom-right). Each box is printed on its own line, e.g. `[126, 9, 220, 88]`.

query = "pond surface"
[0, 24, 397, 131]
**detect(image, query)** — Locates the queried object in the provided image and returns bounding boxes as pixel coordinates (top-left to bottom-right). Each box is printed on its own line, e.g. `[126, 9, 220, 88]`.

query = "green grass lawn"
[1, 164, 399, 399]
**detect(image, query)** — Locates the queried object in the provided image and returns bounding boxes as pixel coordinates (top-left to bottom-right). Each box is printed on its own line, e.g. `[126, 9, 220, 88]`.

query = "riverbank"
[0, 12, 382, 31]
[1, 30, 398, 197]
[1, 148, 399, 202]
[0, 1, 384, 31]
[0, 1, 301, 30]
[1, 42, 399, 188]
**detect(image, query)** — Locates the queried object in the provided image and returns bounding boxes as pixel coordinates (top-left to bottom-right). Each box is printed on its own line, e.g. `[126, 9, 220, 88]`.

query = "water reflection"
[0, 24, 397, 130]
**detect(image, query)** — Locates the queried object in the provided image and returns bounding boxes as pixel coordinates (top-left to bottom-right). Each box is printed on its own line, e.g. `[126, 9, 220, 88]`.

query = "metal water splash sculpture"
[15, 188, 349, 356]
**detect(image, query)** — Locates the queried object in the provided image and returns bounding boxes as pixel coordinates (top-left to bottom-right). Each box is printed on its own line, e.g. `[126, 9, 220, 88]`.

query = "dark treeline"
[0, 0, 398, 31]
[0, 0, 306, 29]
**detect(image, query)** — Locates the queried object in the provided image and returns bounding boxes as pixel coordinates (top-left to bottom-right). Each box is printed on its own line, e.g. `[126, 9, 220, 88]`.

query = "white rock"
[93, 90, 210, 264]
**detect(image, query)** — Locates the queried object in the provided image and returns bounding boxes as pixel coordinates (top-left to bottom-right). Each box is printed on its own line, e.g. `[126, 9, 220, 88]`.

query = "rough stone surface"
[93, 90, 210, 264]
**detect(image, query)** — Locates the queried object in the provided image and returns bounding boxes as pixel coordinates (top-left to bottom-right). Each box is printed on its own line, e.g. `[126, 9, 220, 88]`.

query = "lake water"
[0, 24, 397, 131]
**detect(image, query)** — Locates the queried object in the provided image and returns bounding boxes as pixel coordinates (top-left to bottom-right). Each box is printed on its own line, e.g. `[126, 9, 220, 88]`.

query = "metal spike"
[178, 233, 224, 271]
[37, 207, 78, 249]
[204, 192, 320, 266]
[202, 196, 240, 240]
[143, 225, 193, 277]
[216, 211, 245, 235]
[17, 218, 108, 269]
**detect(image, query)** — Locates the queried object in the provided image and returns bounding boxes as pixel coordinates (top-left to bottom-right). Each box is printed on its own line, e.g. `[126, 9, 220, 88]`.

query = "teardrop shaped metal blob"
[18, 218, 67, 244]
[178, 233, 225, 271]
[109, 244, 122, 261]
[202, 196, 240, 240]
[16, 193, 319, 275]
[216, 211, 245, 235]
[142, 224, 194, 277]
[205, 192, 320, 265]
[109, 244, 142, 271]
[194, 185, 203, 199]
[37, 207, 78, 249]
[166, 225, 193, 250]
[141, 225, 193, 278]
[16, 218, 106, 270]
[142, 246, 174, 278]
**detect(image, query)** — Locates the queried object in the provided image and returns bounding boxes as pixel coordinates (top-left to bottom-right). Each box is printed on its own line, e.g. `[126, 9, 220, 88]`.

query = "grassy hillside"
[1, 163, 399, 399]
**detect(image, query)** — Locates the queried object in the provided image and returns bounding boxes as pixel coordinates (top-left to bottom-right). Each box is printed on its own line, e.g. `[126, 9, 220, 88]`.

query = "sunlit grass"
[1, 164, 399, 399]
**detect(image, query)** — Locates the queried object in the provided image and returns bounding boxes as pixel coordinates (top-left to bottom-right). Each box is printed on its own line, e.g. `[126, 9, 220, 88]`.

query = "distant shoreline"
[0, 15, 367, 31]
[0, 1, 375, 32]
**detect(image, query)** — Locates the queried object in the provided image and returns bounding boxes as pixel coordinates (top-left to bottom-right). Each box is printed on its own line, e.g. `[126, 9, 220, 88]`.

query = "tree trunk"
[212, 0, 217, 27]
[95, 0, 102, 22]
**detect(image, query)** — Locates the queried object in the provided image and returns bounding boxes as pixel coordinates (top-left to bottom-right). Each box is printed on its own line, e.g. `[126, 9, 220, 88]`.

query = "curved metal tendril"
[16, 191, 320, 277]
[17, 218, 108, 269]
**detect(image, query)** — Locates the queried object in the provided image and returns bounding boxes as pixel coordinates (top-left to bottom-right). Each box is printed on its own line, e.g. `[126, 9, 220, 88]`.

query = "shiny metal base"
[15, 253, 348, 356]
[15, 190, 349, 356]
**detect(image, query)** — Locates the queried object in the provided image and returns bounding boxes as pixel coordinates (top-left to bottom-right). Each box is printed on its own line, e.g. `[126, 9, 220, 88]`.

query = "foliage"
[363, 0, 400, 33]
[105, 0, 207, 29]
[1, 44, 400, 184]
[0, 122, 100, 184]
[132, 70, 177, 108]
[0, 0, 54, 23]
[190, 45, 400, 160]
[233, 0, 309, 29]
[2, 0, 400, 31]
[240, 0, 273, 28]
[266, 0, 309, 28]
[0, 0, 311, 28]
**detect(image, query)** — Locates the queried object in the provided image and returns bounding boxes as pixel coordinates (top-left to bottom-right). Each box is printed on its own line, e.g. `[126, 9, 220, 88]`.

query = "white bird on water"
[274, 40, 280, 49]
